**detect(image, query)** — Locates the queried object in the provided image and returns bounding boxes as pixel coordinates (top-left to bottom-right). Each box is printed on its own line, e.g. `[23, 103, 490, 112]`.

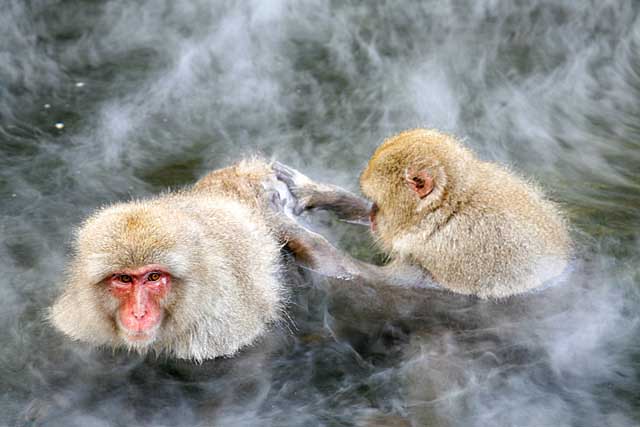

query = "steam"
[1, 0, 639, 426]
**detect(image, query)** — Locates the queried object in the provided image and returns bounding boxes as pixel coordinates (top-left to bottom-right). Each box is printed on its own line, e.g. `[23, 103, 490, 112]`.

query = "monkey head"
[360, 129, 476, 248]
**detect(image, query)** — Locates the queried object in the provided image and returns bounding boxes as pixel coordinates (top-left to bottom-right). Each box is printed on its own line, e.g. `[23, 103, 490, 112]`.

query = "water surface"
[1, 1, 639, 426]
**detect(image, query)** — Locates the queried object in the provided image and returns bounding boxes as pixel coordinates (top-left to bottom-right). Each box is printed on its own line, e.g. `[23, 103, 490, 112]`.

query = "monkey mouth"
[369, 203, 379, 233]
[124, 330, 155, 342]
[117, 316, 162, 345]
[119, 328, 160, 348]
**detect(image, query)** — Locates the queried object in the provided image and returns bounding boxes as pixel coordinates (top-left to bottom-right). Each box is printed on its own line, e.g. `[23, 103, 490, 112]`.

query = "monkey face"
[107, 264, 172, 345]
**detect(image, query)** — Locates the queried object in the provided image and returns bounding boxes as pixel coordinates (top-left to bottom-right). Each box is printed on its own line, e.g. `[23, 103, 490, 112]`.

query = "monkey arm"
[265, 169, 472, 320]
[266, 166, 431, 290]
[276, 215, 477, 323]
[273, 208, 435, 289]
[277, 215, 387, 281]
[273, 162, 372, 225]
[264, 179, 413, 284]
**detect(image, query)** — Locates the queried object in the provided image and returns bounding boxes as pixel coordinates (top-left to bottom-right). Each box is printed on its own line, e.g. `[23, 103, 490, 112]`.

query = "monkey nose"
[132, 285, 149, 319]
[133, 309, 147, 319]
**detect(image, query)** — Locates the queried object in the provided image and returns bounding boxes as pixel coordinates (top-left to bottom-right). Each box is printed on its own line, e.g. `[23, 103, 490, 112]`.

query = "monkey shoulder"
[161, 195, 284, 359]
[175, 194, 280, 257]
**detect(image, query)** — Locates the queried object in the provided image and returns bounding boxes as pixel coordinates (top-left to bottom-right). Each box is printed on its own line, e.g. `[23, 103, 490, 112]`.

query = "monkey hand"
[272, 161, 322, 215]
[262, 172, 300, 220]
[263, 177, 359, 280]
[273, 161, 372, 224]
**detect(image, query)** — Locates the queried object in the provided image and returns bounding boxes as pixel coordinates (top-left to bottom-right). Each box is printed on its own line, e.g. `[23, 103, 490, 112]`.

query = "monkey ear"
[405, 168, 434, 199]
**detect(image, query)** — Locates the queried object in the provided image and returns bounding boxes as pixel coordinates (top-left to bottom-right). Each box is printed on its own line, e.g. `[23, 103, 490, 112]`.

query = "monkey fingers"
[271, 161, 315, 215]
[262, 175, 350, 277]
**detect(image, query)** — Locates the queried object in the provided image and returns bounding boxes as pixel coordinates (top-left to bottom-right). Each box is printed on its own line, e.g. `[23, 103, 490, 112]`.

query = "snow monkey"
[275, 128, 571, 299]
[50, 159, 292, 361]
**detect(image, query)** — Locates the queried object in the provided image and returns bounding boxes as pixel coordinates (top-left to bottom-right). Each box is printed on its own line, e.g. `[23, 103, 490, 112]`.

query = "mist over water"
[1, 1, 639, 426]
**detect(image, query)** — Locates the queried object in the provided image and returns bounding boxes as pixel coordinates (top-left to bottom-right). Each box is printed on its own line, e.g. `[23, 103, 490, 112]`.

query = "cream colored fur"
[50, 159, 284, 361]
[361, 129, 571, 298]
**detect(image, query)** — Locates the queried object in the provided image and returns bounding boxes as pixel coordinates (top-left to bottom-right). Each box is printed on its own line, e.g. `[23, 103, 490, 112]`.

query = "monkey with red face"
[50, 159, 288, 361]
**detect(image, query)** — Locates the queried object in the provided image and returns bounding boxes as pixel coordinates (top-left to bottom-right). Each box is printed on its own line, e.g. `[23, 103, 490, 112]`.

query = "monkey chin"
[116, 318, 162, 350]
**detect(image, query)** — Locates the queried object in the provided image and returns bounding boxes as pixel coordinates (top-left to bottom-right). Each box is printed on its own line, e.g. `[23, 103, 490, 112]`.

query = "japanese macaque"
[275, 128, 571, 298]
[49, 159, 288, 361]
[272, 129, 574, 427]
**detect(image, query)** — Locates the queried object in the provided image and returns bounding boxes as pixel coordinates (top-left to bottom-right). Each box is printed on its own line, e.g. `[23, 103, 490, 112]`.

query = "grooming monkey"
[275, 128, 571, 298]
[50, 159, 291, 361]
[270, 129, 574, 427]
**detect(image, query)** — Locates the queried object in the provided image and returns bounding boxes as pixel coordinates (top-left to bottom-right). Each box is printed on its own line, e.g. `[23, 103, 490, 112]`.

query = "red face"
[107, 264, 171, 343]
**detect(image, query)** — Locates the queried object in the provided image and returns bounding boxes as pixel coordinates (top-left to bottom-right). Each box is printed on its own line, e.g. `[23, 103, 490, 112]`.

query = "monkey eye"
[147, 272, 161, 282]
[119, 274, 132, 283]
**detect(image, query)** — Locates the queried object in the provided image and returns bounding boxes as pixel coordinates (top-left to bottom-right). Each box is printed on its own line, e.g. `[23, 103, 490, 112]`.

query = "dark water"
[1, 1, 639, 426]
